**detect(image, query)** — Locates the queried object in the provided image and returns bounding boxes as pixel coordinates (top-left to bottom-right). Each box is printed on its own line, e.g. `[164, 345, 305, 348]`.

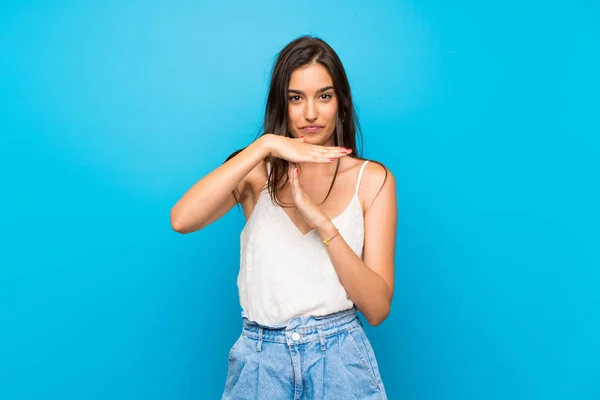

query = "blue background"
[1, 1, 599, 399]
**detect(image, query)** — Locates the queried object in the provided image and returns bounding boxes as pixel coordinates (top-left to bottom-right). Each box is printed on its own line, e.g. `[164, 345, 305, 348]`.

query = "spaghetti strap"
[355, 160, 369, 194]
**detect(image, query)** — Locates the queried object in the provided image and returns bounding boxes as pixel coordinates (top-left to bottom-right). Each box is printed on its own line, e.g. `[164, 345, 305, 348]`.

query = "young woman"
[171, 36, 396, 399]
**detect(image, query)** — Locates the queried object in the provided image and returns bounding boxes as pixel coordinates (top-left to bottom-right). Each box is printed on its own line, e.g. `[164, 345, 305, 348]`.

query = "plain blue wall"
[1, 1, 598, 399]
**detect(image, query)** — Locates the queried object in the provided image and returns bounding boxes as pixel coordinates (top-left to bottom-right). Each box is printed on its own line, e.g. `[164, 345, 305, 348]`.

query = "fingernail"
[295, 168, 298, 173]
[329, 158, 335, 161]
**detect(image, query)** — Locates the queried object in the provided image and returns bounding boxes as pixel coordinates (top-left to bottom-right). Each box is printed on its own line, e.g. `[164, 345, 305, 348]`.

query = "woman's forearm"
[170, 135, 272, 233]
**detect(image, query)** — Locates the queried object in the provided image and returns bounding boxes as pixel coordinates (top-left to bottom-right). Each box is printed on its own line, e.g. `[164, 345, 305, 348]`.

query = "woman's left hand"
[288, 162, 331, 232]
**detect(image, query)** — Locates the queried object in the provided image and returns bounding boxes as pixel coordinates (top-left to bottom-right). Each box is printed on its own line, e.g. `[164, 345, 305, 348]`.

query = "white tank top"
[237, 160, 370, 326]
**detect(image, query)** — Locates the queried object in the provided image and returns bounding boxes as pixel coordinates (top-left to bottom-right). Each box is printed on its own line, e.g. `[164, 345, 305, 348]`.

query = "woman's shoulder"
[349, 157, 396, 211]
[345, 156, 393, 182]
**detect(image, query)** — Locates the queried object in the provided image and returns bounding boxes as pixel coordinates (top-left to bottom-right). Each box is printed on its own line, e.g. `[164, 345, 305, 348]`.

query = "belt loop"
[316, 326, 326, 352]
[256, 327, 263, 352]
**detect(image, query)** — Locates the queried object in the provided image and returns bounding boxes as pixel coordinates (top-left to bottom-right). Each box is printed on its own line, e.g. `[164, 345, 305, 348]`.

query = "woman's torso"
[237, 157, 370, 327]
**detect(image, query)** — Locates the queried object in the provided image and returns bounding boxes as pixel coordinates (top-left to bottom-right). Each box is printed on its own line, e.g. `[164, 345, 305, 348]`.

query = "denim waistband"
[240, 307, 362, 345]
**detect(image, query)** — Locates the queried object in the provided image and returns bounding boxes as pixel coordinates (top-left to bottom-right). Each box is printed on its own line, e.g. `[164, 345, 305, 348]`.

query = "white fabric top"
[237, 160, 370, 326]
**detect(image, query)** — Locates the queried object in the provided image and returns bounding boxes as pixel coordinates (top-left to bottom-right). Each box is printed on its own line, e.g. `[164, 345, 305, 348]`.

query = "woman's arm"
[170, 136, 271, 234]
[170, 135, 351, 234]
[319, 163, 396, 326]
[288, 161, 397, 326]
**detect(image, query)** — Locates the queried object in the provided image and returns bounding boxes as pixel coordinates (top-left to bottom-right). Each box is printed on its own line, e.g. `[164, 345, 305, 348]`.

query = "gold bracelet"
[322, 229, 340, 246]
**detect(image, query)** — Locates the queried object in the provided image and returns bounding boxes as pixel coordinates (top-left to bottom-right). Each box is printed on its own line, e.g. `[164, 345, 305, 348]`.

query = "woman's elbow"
[367, 305, 391, 327]
[170, 208, 189, 234]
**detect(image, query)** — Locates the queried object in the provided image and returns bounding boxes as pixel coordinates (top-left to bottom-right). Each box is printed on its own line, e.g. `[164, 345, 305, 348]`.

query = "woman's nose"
[304, 100, 318, 121]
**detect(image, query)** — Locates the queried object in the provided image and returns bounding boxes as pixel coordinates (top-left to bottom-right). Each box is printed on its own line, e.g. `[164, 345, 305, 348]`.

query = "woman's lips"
[302, 126, 323, 133]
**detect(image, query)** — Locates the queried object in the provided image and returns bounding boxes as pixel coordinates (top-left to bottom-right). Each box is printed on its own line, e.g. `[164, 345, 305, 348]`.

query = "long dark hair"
[226, 35, 386, 207]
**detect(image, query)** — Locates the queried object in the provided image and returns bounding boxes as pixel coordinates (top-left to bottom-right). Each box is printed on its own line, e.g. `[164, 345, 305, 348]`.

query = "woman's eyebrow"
[288, 86, 335, 94]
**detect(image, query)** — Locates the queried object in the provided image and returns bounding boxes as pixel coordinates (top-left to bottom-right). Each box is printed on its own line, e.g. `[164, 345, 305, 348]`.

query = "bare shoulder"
[358, 159, 396, 213]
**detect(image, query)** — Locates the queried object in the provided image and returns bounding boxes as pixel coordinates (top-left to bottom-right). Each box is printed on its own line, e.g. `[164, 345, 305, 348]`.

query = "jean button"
[291, 332, 300, 341]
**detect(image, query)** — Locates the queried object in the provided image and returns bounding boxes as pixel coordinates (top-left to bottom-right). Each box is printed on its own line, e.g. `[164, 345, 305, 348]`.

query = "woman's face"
[287, 63, 338, 146]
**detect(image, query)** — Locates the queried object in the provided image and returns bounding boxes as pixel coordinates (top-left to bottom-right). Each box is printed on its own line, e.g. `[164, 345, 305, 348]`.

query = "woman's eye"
[289, 96, 301, 102]
[320, 93, 332, 100]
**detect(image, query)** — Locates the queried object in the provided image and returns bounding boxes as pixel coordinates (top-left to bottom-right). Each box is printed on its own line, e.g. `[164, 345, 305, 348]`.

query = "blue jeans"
[222, 306, 388, 399]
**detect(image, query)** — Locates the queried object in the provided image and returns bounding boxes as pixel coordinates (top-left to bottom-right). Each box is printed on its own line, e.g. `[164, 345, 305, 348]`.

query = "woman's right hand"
[263, 134, 352, 163]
